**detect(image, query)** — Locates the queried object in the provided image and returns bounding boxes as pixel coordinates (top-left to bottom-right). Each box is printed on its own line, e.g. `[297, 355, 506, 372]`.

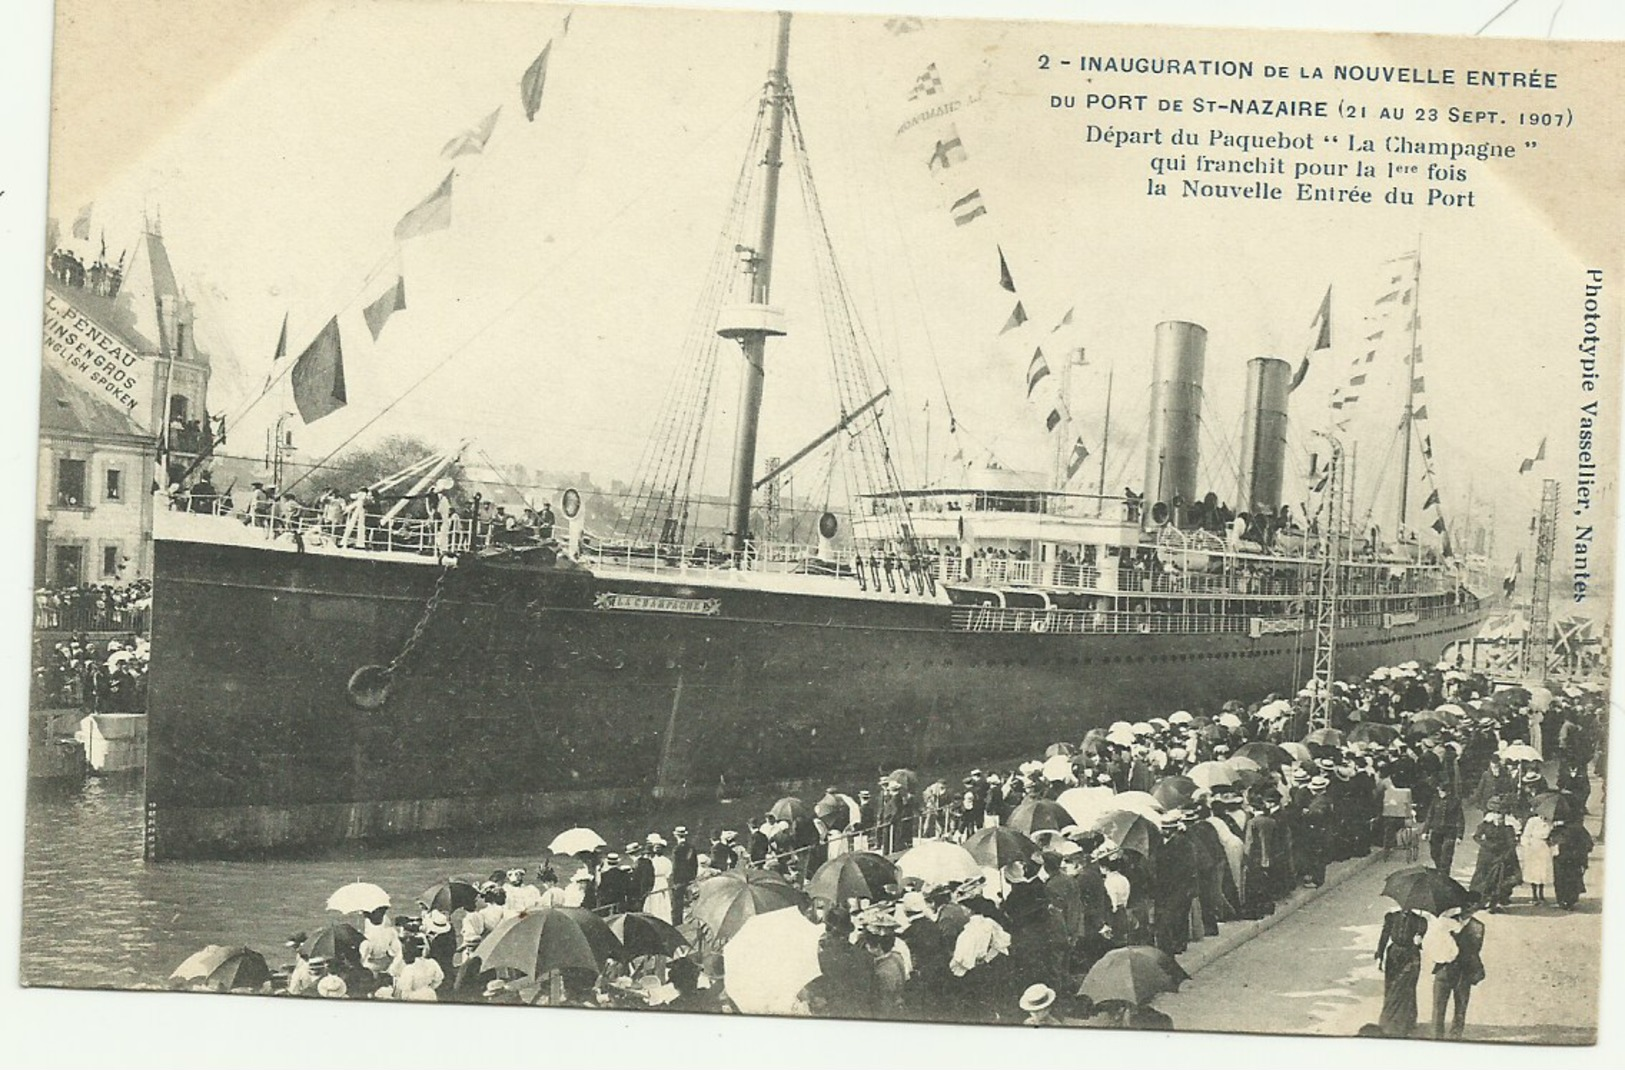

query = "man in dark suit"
[595, 852, 636, 916]
[671, 826, 699, 925]
[1431, 902, 1486, 1040]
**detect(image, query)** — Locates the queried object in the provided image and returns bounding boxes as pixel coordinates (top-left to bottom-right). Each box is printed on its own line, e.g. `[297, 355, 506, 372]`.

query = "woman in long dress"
[1518, 812, 1555, 904]
[1468, 809, 1522, 912]
[1549, 819, 1595, 910]
[1374, 907, 1428, 1037]
[641, 839, 675, 923]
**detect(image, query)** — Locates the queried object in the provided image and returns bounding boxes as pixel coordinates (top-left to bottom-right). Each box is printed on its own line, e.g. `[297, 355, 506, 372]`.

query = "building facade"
[36, 224, 213, 585]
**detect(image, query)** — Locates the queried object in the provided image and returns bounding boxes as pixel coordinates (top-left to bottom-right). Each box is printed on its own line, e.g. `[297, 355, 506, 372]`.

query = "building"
[35, 223, 214, 585]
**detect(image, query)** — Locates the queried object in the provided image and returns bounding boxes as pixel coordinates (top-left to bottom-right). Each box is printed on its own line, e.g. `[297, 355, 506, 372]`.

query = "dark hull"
[146, 538, 1485, 858]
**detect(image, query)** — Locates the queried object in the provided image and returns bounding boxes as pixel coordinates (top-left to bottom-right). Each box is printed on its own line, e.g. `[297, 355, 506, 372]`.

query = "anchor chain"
[347, 563, 454, 709]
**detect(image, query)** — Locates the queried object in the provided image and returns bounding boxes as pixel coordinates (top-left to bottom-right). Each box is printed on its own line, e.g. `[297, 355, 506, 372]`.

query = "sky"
[38, 0, 1625, 591]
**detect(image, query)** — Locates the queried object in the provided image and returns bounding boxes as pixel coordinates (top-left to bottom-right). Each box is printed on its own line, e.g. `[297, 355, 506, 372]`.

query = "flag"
[264, 312, 289, 389]
[363, 275, 407, 341]
[1366, 330, 1383, 342]
[1422, 435, 1433, 460]
[998, 246, 1015, 293]
[1375, 290, 1401, 304]
[521, 41, 553, 121]
[909, 63, 943, 100]
[291, 316, 347, 423]
[1349, 373, 1367, 387]
[71, 204, 92, 240]
[1364, 350, 1376, 363]
[951, 189, 986, 226]
[1065, 437, 1090, 480]
[1025, 347, 1050, 397]
[1000, 301, 1027, 334]
[1431, 516, 1447, 534]
[1412, 346, 1423, 365]
[562, 10, 572, 35]
[929, 128, 968, 172]
[1423, 488, 1440, 510]
[441, 107, 502, 159]
[1519, 436, 1547, 473]
[1343, 393, 1360, 405]
[1053, 308, 1074, 331]
[1412, 377, 1425, 394]
[395, 171, 454, 241]
[1413, 405, 1429, 421]
[1045, 408, 1063, 432]
[1290, 286, 1333, 391]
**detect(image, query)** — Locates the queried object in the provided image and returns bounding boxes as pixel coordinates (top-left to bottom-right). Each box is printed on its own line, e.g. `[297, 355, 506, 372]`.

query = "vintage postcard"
[13, 0, 1622, 1057]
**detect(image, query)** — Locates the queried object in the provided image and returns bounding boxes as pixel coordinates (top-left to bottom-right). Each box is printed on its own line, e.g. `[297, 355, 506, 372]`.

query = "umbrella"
[1044, 742, 1077, 758]
[807, 852, 900, 904]
[1528, 686, 1554, 712]
[418, 878, 480, 914]
[472, 907, 623, 977]
[608, 912, 689, 959]
[1303, 728, 1345, 748]
[1040, 754, 1078, 784]
[887, 768, 920, 793]
[1078, 946, 1189, 1005]
[1280, 741, 1313, 762]
[1006, 798, 1073, 836]
[1532, 792, 1574, 823]
[769, 797, 810, 823]
[1233, 742, 1291, 769]
[1188, 761, 1235, 791]
[1499, 743, 1543, 763]
[1092, 809, 1161, 858]
[1150, 776, 1198, 811]
[301, 922, 363, 966]
[1110, 791, 1165, 819]
[1080, 728, 1110, 755]
[547, 827, 607, 856]
[1106, 727, 1137, 746]
[896, 840, 981, 887]
[1382, 866, 1469, 915]
[723, 904, 822, 1015]
[1435, 703, 1468, 720]
[170, 945, 271, 992]
[1230, 768, 1267, 791]
[326, 881, 390, 914]
[1216, 712, 1243, 729]
[691, 868, 808, 946]
[1348, 723, 1398, 746]
[1405, 715, 1449, 739]
[1225, 754, 1263, 775]
[1056, 786, 1116, 827]
[814, 792, 852, 831]
[964, 826, 1038, 868]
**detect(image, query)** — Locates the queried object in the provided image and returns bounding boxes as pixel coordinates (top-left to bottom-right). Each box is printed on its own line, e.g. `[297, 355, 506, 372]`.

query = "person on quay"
[596, 851, 637, 916]
[534, 868, 569, 910]
[670, 826, 699, 926]
[1374, 905, 1428, 1037]
[1427, 901, 1486, 1041]
[1549, 818, 1595, 910]
[642, 833, 675, 923]
[1518, 806, 1555, 905]
[1423, 780, 1466, 876]
[1468, 802, 1522, 913]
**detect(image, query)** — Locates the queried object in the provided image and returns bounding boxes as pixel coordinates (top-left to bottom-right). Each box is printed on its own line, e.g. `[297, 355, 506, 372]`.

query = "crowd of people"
[32, 632, 150, 712]
[174, 659, 1605, 1036]
[33, 581, 151, 632]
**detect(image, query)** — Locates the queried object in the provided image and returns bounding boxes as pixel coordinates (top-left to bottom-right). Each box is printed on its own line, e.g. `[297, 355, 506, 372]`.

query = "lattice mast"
[1525, 477, 1559, 679]
[1308, 432, 1344, 729]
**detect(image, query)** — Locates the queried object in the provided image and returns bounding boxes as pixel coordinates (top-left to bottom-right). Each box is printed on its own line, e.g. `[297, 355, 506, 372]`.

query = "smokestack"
[1237, 356, 1292, 515]
[1143, 321, 1207, 524]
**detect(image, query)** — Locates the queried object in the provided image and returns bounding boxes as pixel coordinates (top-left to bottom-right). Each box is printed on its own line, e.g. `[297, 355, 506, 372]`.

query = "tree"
[314, 434, 463, 499]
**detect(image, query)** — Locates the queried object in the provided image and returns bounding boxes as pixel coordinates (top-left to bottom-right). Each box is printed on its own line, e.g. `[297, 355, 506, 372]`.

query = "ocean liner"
[142, 11, 1485, 858]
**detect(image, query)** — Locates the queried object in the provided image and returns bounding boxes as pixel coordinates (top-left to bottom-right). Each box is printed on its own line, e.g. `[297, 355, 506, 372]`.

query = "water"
[19, 773, 879, 990]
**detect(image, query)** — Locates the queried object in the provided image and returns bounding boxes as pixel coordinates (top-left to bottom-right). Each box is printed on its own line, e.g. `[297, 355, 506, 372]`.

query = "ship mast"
[720, 12, 794, 554]
[1396, 240, 1422, 536]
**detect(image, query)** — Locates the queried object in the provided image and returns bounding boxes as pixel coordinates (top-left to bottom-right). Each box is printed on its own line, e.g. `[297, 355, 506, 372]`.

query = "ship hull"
[146, 538, 1485, 858]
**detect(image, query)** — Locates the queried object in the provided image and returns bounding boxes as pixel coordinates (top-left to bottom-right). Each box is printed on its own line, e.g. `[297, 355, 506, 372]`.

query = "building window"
[53, 544, 83, 587]
[56, 458, 86, 508]
[102, 545, 121, 579]
[105, 467, 123, 502]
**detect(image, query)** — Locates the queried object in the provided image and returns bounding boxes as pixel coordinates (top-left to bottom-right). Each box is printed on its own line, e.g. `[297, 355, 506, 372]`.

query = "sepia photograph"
[4, 0, 1623, 1066]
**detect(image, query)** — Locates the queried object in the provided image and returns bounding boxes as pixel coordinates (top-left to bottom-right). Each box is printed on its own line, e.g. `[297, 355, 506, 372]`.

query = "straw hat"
[1019, 984, 1056, 1013]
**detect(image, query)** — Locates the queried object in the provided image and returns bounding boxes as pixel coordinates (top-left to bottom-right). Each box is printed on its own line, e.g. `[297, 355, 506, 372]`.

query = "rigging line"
[285, 86, 765, 498]
[1475, 0, 1528, 35]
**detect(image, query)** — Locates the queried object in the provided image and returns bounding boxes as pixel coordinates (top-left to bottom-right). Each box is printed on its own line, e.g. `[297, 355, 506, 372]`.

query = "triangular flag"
[1310, 285, 1332, 350]
[562, 10, 572, 36]
[1423, 488, 1440, 510]
[291, 316, 347, 423]
[1375, 290, 1401, 304]
[521, 41, 553, 121]
[395, 171, 454, 241]
[1413, 405, 1429, 421]
[1431, 516, 1447, 534]
[1519, 435, 1547, 473]
[998, 246, 1015, 293]
[1025, 347, 1050, 397]
[264, 312, 289, 389]
[1422, 435, 1433, 460]
[1065, 438, 1090, 480]
[1053, 308, 1074, 331]
[1000, 301, 1027, 334]
[363, 276, 407, 341]
[441, 108, 502, 159]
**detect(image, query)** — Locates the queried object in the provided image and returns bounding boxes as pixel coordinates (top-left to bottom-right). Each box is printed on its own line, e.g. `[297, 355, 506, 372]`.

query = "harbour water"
[20, 773, 840, 990]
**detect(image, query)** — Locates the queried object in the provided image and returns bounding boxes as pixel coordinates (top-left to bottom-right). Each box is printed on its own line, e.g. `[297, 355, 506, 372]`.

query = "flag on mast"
[363, 276, 408, 341]
[291, 317, 347, 423]
[1025, 348, 1050, 397]
[1519, 436, 1547, 474]
[1289, 285, 1333, 391]
[394, 172, 455, 241]
[997, 246, 1015, 293]
[521, 41, 554, 121]
[1064, 437, 1090, 480]
[441, 108, 502, 159]
[264, 312, 289, 389]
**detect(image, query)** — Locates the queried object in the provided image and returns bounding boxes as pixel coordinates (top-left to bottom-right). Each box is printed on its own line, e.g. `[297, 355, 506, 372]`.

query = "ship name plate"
[1249, 616, 1303, 637]
[595, 592, 722, 616]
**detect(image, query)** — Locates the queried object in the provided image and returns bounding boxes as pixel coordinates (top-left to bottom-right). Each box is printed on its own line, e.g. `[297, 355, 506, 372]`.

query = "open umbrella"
[1531, 792, 1576, 823]
[1044, 742, 1077, 758]
[1381, 866, 1470, 915]
[1348, 723, 1398, 746]
[814, 792, 853, 831]
[1092, 809, 1161, 858]
[896, 840, 981, 888]
[964, 826, 1038, 868]
[472, 907, 623, 978]
[807, 852, 899, 904]
[1150, 776, 1198, 811]
[1405, 715, 1449, 739]
[691, 868, 808, 946]
[1080, 728, 1109, 755]
[1233, 742, 1291, 769]
[1303, 728, 1345, 748]
[547, 827, 607, 856]
[1279, 741, 1313, 763]
[1006, 798, 1073, 836]
[1110, 791, 1165, 819]
[418, 878, 480, 914]
[1225, 754, 1263, 775]
[769, 797, 810, 823]
[1056, 786, 1116, 827]
[1078, 946, 1188, 1005]
[1187, 761, 1235, 791]
[1230, 768, 1267, 791]
[1106, 727, 1137, 746]
[301, 922, 363, 967]
[723, 904, 822, 1015]
[1499, 743, 1543, 763]
[608, 912, 689, 959]
[326, 881, 390, 914]
[887, 768, 920, 793]
[1040, 754, 1078, 784]
[1216, 711, 1243, 730]
[171, 946, 271, 992]
[1435, 703, 1468, 720]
